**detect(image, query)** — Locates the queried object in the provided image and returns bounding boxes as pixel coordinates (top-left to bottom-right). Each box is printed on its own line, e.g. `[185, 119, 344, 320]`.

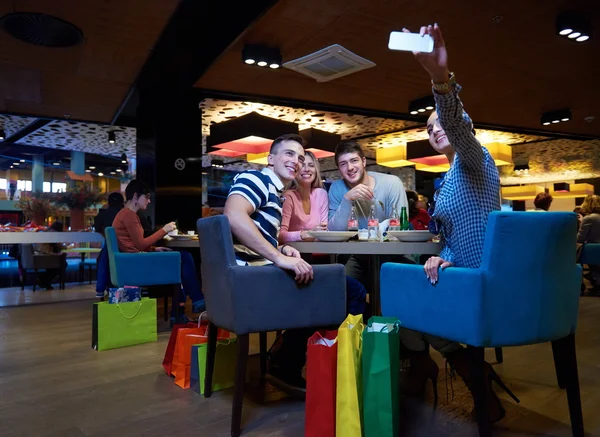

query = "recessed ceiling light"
[19, 159, 25, 162]
[425, 105, 434, 110]
[559, 28, 573, 35]
[13, 162, 19, 165]
[561, 117, 570, 121]
[116, 168, 122, 172]
[97, 172, 104, 176]
[552, 120, 560, 123]
[556, 12, 591, 43]
[89, 166, 95, 169]
[541, 109, 571, 126]
[417, 108, 426, 113]
[576, 35, 589, 42]
[410, 110, 418, 115]
[85, 169, 91, 173]
[10, 165, 13, 169]
[568, 32, 581, 39]
[257, 61, 267, 67]
[543, 122, 551, 125]
[244, 58, 255, 64]
[53, 161, 60, 165]
[110, 171, 116, 175]
[269, 63, 280, 69]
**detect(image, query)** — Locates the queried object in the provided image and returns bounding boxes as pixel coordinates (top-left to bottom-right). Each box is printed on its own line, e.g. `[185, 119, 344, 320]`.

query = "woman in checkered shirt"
[399, 24, 511, 423]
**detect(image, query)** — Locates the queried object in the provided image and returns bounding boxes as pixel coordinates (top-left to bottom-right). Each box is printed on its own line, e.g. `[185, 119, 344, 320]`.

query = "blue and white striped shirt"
[228, 167, 285, 266]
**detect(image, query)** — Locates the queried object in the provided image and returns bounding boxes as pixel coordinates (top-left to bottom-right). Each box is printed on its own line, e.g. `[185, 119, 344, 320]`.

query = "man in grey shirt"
[328, 141, 411, 287]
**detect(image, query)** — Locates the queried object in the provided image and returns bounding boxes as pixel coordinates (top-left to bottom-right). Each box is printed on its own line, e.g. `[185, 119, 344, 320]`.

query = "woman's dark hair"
[125, 179, 151, 201]
[534, 192, 553, 211]
[405, 190, 420, 220]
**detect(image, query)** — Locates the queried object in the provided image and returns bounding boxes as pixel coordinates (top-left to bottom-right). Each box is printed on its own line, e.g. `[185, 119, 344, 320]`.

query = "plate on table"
[308, 231, 357, 242]
[387, 230, 433, 242]
[168, 234, 197, 241]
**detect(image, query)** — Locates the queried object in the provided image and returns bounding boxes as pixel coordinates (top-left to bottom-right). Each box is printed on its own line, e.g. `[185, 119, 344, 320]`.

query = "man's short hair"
[269, 133, 305, 154]
[334, 140, 365, 166]
[534, 192, 553, 211]
[125, 179, 151, 201]
[108, 192, 124, 207]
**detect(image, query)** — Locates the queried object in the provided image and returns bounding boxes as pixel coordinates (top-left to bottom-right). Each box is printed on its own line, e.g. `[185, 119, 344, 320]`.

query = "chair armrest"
[112, 252, 181, 286]
[210, 263, 346, 334]
[380, 262, 487, 346]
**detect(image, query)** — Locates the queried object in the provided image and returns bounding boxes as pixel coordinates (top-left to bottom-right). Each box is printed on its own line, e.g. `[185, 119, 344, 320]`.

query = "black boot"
[399, 343, 439, 405]
[445, 348, 519, 423]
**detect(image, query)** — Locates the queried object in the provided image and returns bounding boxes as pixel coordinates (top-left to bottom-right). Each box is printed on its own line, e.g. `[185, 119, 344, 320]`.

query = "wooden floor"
[1, 294, 600, 436]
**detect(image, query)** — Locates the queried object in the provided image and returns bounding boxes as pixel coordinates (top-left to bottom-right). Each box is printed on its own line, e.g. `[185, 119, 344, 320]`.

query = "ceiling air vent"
[0, 12, 83, 48]
[283, 44, 375, 83]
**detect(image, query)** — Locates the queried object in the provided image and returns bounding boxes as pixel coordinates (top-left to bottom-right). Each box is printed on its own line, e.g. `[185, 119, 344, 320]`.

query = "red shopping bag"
[305, 330, 338, 437]
[162, 322, 196, 375]
[172, 324, 231, 389]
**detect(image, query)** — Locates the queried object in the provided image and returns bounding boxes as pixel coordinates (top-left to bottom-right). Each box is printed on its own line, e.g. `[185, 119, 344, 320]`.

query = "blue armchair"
[105, 227, 181, 321]
[578, 243, 600, 295]
[381, 212, 583, 436]
[197, 215, 346, 437]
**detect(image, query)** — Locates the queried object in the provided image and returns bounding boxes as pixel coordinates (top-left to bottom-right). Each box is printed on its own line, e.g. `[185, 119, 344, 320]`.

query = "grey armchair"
[197, 215, 346, 437]
[19, 244, 66, 291]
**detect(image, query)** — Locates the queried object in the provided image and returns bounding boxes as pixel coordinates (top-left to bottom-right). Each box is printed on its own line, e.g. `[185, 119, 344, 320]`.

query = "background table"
[0, 232, 104, 244]
[289, 240, 441, 315]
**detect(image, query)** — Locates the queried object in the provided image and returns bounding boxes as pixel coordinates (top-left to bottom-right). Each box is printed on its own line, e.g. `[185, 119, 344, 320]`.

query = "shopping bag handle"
[197, 311, 208, 327]
[117, 301, 144, 319]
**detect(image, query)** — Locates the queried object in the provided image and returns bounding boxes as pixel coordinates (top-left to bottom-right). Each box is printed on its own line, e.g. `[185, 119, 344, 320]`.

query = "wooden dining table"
[288, 240, 441, 315]
[163, 235, 441, 315]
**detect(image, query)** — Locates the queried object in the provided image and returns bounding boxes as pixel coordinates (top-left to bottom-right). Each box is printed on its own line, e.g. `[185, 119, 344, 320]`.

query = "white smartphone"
[388, 31, 434, 53]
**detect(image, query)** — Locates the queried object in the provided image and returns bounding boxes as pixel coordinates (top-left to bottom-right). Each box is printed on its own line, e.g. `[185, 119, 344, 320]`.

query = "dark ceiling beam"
[3, 119, 51, 144]
[113, 0, 280, 125]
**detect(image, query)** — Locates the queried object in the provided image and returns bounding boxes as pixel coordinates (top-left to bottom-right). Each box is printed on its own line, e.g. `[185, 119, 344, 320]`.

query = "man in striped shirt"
[224, 134, 313, 283]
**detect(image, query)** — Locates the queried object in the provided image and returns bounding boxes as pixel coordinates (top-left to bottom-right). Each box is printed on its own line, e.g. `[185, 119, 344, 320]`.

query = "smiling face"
[267, 140, 305, 184]
[337, 152, 367, 187]
[427, 111, 454, 155]
[297, 153, 317, 187]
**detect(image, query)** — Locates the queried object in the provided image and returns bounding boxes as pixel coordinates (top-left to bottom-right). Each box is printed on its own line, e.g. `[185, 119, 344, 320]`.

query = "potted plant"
[52, 184, 105, 230]
[16, 192, 55, 225]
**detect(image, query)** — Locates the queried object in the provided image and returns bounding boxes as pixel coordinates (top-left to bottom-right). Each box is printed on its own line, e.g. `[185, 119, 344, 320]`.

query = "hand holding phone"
[388, 31, 434, 53]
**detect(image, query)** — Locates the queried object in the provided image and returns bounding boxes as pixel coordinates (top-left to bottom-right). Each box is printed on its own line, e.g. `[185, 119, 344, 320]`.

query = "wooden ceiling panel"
[196, 0, 600, 137]
[0, 0, 179, 122]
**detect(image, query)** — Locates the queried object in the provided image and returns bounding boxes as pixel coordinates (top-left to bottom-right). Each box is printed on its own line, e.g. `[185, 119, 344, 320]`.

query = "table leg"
[370, 254, 381, 317]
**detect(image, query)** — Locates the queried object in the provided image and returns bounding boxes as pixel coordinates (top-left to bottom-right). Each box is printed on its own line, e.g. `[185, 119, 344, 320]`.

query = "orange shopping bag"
[172, 321, 230, 389]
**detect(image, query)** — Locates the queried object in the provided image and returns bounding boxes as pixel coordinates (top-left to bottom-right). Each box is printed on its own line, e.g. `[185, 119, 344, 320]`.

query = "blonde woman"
[279, 150, 328, 242]
[578, 195, 600, 293]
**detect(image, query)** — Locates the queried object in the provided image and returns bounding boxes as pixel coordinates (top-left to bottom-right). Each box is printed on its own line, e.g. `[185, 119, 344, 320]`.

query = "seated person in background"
[574, 206, 583, 231]
[279, 150, 328, 244]
[534, 192, 553, 211]
[328, 140, 412, 290]
[113, 179, 205, 324]
[93, 192, 124, 299]
[406, 190, 431, 230]
[578, 195, 600, 293]
[225, 134, 366, 387]
[35, 221, 67, 290]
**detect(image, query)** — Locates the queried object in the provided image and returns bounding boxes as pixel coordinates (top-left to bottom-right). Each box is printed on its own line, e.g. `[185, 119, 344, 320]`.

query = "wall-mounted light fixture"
[242, 44, 282, 69]
[0, 129, 5, 140]
[121, 153, 127, 164]
[541, 109, 571, 126]
[211, 159, 225, 169]
[408, 95, 435, 115]
[556, 11, 591, 42]
[108, 131, 116, 144]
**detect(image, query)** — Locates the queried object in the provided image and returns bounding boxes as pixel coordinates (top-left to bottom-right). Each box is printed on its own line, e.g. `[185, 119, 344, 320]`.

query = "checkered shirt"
[431, 84, 501, 268]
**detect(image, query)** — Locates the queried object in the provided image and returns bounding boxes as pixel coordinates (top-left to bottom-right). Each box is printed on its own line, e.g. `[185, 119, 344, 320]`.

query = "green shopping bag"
[362, 316, 401, 437]
[92, 298, 157, 351]
[190, 338, 238, 394]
